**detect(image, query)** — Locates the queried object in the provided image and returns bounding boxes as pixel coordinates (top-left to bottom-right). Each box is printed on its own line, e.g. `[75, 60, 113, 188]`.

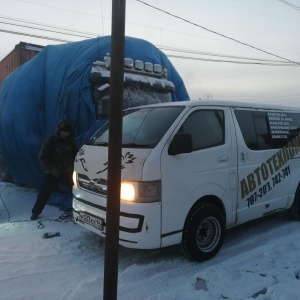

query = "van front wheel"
[181, 202, 225, 262]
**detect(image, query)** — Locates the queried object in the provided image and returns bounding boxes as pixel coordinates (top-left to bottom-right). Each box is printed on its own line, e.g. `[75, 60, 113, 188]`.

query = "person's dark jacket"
[39, 121, 78, 178]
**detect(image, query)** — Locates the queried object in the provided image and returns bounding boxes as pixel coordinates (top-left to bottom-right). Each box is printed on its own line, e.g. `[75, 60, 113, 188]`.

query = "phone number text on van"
[246, 165, 290, 207]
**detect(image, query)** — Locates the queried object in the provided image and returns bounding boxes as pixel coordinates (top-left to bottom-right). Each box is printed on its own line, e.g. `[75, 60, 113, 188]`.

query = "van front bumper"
[72, 191, 162, 249]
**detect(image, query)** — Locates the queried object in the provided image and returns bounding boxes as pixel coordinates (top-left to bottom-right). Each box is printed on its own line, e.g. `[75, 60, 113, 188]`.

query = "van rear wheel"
[181, 202, 225, 262]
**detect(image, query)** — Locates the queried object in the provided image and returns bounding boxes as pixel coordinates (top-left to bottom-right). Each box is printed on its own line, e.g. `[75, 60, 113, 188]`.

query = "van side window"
[235, 110, 272, 150]
[234, 110, 257, 149]
[235, 110, 300, 150]
[179, 110, 225, 151]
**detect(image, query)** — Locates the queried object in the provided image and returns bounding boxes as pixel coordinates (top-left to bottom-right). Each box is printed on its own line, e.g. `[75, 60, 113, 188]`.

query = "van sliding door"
[234, 109, 292, 224]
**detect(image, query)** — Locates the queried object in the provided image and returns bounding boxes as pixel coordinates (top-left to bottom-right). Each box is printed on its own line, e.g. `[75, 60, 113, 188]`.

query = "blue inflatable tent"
[0, 36, 189, 193]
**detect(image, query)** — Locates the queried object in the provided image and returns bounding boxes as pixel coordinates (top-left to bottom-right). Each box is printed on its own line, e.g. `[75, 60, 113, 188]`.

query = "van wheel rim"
[196, 217, 221, 252]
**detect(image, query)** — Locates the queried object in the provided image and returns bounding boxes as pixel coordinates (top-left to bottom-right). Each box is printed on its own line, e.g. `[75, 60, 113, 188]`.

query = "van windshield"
[87, 106, 184, 148]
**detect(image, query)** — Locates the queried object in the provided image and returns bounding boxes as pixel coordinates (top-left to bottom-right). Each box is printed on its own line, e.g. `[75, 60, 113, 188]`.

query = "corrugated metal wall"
[0, 42, 43, 85]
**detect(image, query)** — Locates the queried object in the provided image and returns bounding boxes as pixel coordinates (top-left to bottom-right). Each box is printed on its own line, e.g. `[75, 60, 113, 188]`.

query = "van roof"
[135, 100, 300, 112]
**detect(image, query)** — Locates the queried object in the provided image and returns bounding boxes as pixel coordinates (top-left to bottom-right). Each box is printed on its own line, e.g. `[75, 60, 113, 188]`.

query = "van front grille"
[77, 173, 107, 196]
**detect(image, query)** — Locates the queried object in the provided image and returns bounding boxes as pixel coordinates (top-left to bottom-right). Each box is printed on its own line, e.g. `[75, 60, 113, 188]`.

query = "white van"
[72, 100, 300, 261]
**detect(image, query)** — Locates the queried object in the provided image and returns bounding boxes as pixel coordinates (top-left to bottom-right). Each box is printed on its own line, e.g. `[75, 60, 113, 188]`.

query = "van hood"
[74, 145, 152, 181]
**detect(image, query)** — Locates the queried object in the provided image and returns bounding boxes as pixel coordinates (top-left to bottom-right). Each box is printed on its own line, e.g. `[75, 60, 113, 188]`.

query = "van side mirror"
[168, 133, 193, 155]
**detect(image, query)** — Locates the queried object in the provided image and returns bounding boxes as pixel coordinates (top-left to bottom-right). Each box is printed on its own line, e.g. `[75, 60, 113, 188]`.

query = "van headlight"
[72, 171, 78, 187]
[121, 181, 160, 203]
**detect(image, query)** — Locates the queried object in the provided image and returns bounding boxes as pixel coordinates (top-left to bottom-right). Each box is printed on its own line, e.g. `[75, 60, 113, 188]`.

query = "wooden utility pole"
[103, 0, 126, 299]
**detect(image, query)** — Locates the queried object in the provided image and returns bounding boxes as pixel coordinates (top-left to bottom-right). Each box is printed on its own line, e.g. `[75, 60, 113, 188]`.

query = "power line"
[0, 15, 101, 47]
[14, 1, 300, 57]
[18, 0, 103, 18]
[136, 0, 300, 66]
[0, 28, 72, 43]
[278, 0, 300, 11]
[0, 20, 96, 40]
[159, 45, 294, 63]
[100, 0, 105, 36]
[167, 54, 297, 66]
[2, 15, 295, 66]
[0, 27, 297, 67]
[0, 9, 299, 67]
[0, 15, 99, 37]
[22, 0, 223, 45]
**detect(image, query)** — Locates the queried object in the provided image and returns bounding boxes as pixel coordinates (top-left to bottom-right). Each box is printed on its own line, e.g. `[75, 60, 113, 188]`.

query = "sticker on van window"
[240, 132, 300, 205]
[268, 112, 298, 139]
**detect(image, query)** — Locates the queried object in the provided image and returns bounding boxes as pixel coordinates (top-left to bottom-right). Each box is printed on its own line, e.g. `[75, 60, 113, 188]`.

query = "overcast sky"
[1, 0, 299, 105]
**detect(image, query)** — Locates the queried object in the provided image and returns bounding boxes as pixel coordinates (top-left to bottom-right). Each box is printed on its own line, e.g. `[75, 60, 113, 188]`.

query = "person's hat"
[57, 120, 73, 133]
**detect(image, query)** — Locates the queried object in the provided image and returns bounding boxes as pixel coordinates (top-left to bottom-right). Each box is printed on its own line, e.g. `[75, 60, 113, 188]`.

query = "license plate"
[78, 212, 104, 230]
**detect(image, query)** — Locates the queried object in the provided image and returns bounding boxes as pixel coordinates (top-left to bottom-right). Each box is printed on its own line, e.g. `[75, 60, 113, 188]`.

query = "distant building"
[0, 42, 44, 85]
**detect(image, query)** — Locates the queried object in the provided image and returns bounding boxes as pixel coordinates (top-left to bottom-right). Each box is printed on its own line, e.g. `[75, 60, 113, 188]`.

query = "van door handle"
[218, 155, 229, 162]
[241, 152, 246, 163]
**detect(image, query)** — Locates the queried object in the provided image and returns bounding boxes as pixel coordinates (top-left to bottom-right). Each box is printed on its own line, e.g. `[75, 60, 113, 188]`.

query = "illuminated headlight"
[121, 181, 160, 203]
[72, 171, 78, 187]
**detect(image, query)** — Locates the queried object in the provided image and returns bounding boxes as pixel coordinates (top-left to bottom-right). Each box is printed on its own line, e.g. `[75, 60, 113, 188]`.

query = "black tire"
[0, 152, 13, 182]
[287, 183, 300, 221]
[181, 202, 225, 262]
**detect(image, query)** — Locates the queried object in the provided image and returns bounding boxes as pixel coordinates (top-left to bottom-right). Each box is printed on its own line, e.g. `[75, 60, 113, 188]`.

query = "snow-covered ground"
[1, 181, 300, 300]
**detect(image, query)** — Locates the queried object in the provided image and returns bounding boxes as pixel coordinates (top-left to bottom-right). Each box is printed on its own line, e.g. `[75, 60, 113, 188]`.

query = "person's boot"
[30, 213, 38, 220]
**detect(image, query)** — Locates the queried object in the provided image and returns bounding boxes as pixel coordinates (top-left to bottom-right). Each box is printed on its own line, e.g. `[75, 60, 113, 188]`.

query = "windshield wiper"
[86, 141, 151, 148]
[122, 143, 151, 148]
[86, 141, 109, 146]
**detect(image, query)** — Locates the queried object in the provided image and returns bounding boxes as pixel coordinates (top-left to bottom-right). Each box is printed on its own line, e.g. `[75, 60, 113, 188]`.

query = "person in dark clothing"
[30, 120, 78, 220]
